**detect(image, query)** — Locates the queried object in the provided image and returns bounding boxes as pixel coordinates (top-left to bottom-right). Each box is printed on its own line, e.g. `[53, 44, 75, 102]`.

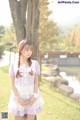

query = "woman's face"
[21, 44, 33, 59]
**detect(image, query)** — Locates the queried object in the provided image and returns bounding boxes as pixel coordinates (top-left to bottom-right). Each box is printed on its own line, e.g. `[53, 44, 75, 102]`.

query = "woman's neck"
[20, 56, 28, 65]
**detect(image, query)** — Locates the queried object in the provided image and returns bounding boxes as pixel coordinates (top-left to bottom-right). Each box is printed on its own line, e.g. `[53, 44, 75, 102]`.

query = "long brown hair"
[16, 40, 33, 78]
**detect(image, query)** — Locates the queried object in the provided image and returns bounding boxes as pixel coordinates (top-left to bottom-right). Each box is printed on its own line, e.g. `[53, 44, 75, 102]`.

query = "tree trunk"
[32, 0, 39, 59]
[26, 0, 39, 59]
[9, 0, 28, 43]
[8, 0, 39, 59]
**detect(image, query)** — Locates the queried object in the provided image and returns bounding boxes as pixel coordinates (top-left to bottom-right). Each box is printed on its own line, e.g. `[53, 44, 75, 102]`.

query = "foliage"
[0, 25, 5, 39]
[1, 24, 17, 52]
[38, 0, 60, 51]
[64, 26, 80, 51]
[0, 43, 4, 58]
[0, 26, 5, 58]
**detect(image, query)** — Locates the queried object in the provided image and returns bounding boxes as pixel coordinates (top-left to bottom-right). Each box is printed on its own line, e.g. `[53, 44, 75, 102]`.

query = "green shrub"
[0, 44, 4, 58]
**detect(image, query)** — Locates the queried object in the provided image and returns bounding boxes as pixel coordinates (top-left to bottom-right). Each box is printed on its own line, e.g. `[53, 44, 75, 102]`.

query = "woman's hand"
[28, 96, 36, 105]
[17, 97, 27, 106]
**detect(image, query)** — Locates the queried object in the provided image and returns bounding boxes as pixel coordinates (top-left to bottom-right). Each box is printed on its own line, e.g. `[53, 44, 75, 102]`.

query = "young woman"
[8, 40, 44, 120]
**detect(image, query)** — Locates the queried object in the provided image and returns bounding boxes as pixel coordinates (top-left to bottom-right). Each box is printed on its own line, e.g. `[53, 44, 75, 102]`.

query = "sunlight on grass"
[0, 65, 80, 120]
[38, 76, 80, 120]
[41, 64, 50, 71]
[0, 66, 10, 111]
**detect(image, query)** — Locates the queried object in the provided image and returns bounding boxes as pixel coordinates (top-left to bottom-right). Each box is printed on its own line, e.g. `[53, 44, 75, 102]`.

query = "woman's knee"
[14, 116, 24, 120]
[26, 114, 35, 120]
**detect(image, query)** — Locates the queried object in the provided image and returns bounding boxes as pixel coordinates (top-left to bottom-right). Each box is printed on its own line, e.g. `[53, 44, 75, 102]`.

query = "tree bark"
[26, 0, 39, 59]
[8, 0, 39, 59]
[9, 0, 28, 43]
[32, 0, 39, 59]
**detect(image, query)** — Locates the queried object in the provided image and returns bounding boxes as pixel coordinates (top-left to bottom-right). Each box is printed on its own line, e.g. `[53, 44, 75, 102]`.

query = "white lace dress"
[8, 60, 44, 116]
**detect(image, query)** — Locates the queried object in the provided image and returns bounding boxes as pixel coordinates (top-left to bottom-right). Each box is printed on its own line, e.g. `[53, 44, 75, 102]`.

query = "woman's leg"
[23, 114, 27, 120]
[23, 117, 27, 120]
[14, 116, 25, 120]
[26, 114, 35, 120]
[23, 114, 37, 120]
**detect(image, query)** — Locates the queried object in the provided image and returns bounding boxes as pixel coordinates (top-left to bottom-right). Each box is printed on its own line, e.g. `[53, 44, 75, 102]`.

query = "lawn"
[0, 65, 80, 120]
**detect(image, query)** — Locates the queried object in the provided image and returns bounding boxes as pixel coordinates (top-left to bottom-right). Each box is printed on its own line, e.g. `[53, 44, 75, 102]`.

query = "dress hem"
[8, 107, 42, 116]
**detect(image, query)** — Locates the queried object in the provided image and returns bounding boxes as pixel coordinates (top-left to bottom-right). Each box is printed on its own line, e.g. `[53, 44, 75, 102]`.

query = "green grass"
[0, 65, 80, 120]
[0, 66, 10, 112]
[38, 76, 80, 120]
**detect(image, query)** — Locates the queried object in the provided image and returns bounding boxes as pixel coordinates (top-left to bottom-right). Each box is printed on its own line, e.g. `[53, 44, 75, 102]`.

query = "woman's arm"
[28, 74, 39, 105]
[34, 74, 39, 93]
[10, 76, 19, 99]
[10, 76, 27, 106]
[28, 61, 40, 105]
[34, 60, 40, 94]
